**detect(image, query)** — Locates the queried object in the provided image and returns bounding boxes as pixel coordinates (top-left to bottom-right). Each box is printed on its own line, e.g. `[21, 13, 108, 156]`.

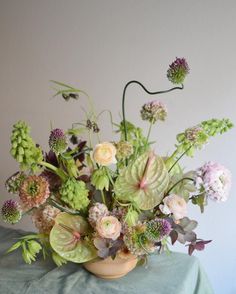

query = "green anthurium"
[50, 212, 97, 263]
[114, 151, 169, 210]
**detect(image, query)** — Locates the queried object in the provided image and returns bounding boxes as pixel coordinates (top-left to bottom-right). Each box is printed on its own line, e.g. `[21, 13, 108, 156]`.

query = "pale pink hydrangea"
[195, 161, 232, 202]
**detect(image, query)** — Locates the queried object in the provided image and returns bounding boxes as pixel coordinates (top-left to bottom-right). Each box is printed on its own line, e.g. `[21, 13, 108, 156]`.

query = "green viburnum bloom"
[91, 168, 110, 191]
[10, 121, 43, 171]
[60, 178, 90, 211]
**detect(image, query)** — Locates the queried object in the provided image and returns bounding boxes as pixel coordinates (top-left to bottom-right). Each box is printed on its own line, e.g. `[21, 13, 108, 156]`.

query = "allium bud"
[167, 57, 189, 85]
[1, 199, 22, 224]
[49, 128, 67, 154]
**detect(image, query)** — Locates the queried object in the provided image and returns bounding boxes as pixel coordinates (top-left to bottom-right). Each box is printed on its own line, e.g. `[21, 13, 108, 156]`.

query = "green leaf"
[50, 212, 97, 263]
[6, 241, 22, 254]
[52, 251, 68, 267]
[114, 151, 169, 210]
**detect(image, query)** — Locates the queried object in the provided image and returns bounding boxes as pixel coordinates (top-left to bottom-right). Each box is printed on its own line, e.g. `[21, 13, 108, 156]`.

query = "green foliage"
[52, 251, 68, 267]
[6, 234, 45, 264]
[116, 120, 150, 160]
[10, 121, 43, 172]
[50, 212, 97, 263]
[60, 178, 90, 211]
[124, 206, 139, 226]
[114, 151, 169, 210]
[166, 118, 234, 168]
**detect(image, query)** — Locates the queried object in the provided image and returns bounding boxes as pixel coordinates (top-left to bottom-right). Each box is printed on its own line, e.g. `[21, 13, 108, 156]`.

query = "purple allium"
[140, 100, 167, 124]
[49, 128, 67, 154]
[145, 218, 171, 242]
[195, 161, 232, 202]
[1, 199, 22, 224]
[167, 57, 189, 84]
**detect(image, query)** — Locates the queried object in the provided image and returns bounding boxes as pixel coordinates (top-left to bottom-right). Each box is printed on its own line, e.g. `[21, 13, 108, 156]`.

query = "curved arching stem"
[122, 81, 184, 142]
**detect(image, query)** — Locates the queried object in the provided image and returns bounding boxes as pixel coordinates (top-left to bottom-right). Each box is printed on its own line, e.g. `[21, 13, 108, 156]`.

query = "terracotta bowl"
[83, 255, 138, 280]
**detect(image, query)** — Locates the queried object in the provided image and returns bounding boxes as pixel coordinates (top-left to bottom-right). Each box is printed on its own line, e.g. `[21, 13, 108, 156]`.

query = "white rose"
[91, 142, 117, 166]
[160, 194, 187, 220]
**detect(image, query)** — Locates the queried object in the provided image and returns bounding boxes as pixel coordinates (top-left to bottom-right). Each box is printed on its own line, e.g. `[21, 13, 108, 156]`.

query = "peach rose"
[160, 194, 187, 220]
[91, 142, 117, 166]
[96, 216, 121, 240]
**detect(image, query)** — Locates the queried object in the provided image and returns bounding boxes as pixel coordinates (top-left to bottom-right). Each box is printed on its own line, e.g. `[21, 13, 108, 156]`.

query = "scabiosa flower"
[185, 126, 204, 143]
[5, 172, 26, 194]
[19, 176, 50, 209]
[167, 57, 189, 84]
[31, 205, 60, 234]
[49, 128, 67, 154]
[145, 218, 171, 242]
[140, 101, 167, 124]
[195, 161, 232, 202]
[88, 202, 109, 227]
[1, 199, 22, 224]
[115, 141, 134, 161]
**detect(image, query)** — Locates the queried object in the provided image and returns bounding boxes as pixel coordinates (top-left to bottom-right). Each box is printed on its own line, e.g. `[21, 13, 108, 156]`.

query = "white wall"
[0, 1, 235, 293]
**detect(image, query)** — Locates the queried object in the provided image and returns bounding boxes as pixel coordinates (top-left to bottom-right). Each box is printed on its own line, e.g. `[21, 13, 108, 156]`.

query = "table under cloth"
[0, 226, 213, 294]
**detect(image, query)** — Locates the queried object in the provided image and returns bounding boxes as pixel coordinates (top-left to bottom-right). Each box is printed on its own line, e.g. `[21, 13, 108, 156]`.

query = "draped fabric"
[0, 226, 213, 294]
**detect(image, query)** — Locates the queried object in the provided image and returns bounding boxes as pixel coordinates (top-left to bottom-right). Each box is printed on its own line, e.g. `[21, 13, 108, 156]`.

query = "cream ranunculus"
[92, 142, 117, 166]
[96, 216, 121, 240]
[160, 194, 187, 220]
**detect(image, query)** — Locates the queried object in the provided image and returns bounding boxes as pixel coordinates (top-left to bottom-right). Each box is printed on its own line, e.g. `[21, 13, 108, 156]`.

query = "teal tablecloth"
[0, 226, 213, 294]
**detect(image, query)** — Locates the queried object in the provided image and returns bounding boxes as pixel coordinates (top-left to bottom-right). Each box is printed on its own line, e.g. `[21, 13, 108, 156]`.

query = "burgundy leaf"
[169, 230, 178, 245]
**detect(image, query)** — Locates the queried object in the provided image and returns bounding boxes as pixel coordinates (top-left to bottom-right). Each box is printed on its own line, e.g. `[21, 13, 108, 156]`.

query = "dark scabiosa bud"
[167, 57, 189, 84]
[1, 199, 22, 224]
[49, 128, 67, 154]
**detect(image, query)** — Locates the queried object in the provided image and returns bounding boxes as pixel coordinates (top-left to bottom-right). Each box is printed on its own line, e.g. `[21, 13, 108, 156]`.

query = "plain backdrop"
[0, 1, 235, 293]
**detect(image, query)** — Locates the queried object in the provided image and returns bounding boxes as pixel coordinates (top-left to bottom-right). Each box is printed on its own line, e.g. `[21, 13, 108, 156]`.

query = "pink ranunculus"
[160, 194, 187, 220]
[96, 216, 121, 240]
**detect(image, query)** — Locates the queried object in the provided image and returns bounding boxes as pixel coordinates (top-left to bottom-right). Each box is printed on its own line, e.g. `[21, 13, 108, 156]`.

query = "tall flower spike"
[10, 121, 43, 171]
[1, 199, 22, 224]
[49, 128, 67, 154]
[167, 57, 189, 85]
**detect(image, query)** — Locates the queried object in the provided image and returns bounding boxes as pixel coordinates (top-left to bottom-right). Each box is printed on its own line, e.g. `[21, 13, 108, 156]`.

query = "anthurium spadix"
[114, 151, 169, 210]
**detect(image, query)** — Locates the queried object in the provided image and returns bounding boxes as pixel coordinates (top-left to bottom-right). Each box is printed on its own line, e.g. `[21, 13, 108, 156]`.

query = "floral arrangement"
[1, 58, 233, 267]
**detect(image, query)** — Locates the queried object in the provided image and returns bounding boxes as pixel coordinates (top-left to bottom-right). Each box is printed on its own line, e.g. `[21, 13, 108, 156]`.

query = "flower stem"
[146, 121, 153, 144]
[167, 144, 193, 173]
[165, 177, 194, 195]
[40, 161, 67, 181]
[101, 190, 106, 206]
[122, 81, 183, 143]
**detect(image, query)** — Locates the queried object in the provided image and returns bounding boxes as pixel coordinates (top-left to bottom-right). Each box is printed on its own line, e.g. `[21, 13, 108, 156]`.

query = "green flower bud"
[91, 168, 110, 191]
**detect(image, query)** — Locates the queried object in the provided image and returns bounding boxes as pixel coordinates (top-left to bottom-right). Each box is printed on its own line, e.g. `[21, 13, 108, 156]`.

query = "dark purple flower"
[167, 57, 189, 84]
[1, 199, 22, 224]
[49, 128, 67, 154]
